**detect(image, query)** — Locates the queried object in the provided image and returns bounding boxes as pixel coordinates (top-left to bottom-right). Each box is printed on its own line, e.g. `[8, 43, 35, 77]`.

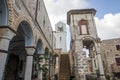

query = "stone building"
[101, 38, 120, 79]
[67, 9, 106, 80]
[54, 21, 67, 52]
[0, 0, 56, 80]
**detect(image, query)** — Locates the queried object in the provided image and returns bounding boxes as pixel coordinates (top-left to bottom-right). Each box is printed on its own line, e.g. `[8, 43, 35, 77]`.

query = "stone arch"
[13, 16, 35, 46]
[4, 32, 26, 80]
[81, 36, 100, 45]
[81, 36, 95, 49]
[17, 21, 34, 46]
[3, 20, 34, 79]
[78, 19, 88, 25]
[14, 16, 34, 31]
[81, 36, 95, 42]
[81, 36, 95, 41]
[0, 0, 8, 26]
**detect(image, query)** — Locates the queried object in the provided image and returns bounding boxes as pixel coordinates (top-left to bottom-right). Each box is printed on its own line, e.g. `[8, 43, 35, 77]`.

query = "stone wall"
[7, 0, 55, 50]
[101, 38, 120, 77]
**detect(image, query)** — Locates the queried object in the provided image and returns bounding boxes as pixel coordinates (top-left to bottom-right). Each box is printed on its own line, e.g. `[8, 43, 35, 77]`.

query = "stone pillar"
[89, 48, 96, 73]
[24, 47, 35, 80]
[0, 28, 15, 80]
[95, 42, 106, 80]
[55, 57, 59, 74]
[38, 70, 43, 80]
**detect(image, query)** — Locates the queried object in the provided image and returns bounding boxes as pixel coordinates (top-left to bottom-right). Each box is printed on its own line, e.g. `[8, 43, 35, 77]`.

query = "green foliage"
[45, 47, 49, 54]
[42, 65, 48, 80]
[105, 74, 110, 80]
[72, 78, 76, 80]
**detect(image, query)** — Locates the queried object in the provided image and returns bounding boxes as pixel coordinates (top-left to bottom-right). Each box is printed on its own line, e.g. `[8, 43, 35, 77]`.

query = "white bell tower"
[54, 21, 67, 52]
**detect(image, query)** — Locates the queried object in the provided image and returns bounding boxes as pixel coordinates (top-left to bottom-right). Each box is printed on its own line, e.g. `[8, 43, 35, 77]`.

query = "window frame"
[78, 19, 89, 35]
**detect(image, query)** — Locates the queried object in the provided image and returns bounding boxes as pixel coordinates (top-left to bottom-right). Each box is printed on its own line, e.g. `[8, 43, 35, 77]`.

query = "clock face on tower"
[58, 23, 63, 32]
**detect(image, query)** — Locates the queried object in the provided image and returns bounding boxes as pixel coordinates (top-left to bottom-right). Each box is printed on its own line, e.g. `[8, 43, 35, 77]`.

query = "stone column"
[0, 28, 15, 80]
[89, 48, 96, 73]
[95, 42, 106, 80]
[24, 47, 35, 80]
[38, 69, 43, 80]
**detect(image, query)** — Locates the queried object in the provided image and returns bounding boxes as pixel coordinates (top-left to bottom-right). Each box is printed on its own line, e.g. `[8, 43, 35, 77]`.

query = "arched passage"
[32, 39, 43, 79]
[3, 21, 34, 80]
[17, 21, 34, 46]
[0, 0, 8, 26]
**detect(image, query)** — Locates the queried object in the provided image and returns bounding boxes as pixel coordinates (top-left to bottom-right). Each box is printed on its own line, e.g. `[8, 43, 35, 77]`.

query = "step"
[59, 54, 71, 80]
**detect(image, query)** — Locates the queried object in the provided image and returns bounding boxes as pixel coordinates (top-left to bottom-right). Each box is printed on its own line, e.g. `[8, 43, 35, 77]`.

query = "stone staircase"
[59, 54, 71, 80]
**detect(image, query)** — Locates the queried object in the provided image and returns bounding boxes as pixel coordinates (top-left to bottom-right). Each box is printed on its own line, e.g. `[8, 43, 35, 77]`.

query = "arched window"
[78, 19, 89, 35]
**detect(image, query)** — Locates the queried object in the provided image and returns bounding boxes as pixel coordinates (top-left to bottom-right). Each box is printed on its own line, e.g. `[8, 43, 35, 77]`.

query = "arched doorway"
[32, 39, 43, 79]
[4, 54, 19, 80]
[0, 0, 8, 26]
[3, 21, 34, 80]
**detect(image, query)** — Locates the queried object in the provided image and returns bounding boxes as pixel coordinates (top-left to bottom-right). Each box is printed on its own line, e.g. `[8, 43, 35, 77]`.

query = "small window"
[60, 37, 62, 42]
[116, 45, 120, 51]
[115, 58, 120, 66]
[43, 20, 45, 27]
[38, 1, 41, 10]
[94, 60, 96, 68]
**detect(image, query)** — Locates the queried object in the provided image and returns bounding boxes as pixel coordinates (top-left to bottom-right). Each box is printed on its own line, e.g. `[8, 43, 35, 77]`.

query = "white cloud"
[44, 0, 88, 30]
[95, 13, 120, 40]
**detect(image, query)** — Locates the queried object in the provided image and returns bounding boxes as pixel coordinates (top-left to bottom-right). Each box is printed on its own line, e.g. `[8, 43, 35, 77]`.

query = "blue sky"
[44, 0, 120, 50]
[87, 0, 120, 18]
